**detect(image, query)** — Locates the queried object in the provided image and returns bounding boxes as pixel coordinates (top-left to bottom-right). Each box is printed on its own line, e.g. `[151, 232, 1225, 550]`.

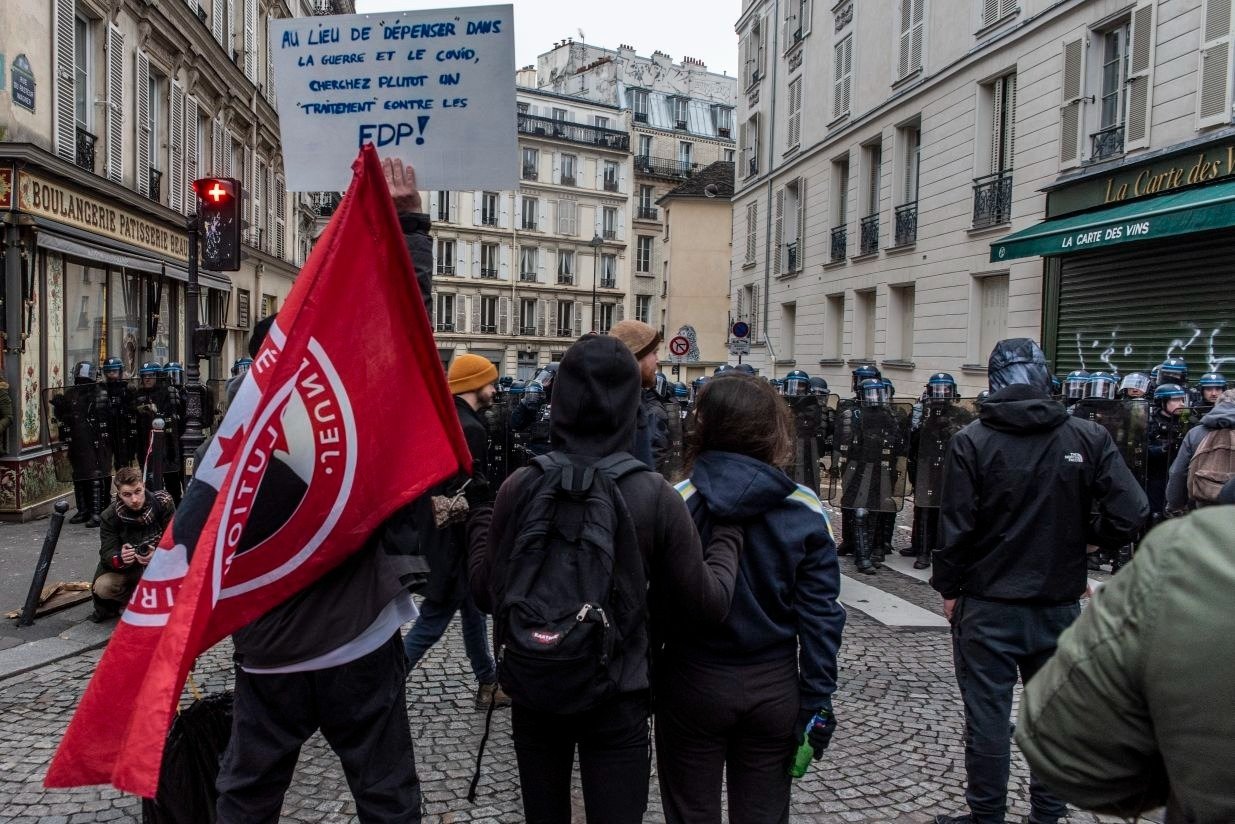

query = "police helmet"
[654, 372, 672, 401]
[975, 389, 991, 407]
[769, 378, 785, 393]
[164, 362, 185, 387]
[927, 372, 958, 400]
[139, 361, 162, 377]
[1050, 376, 1063, 398]
[1085, 372, 1119, 401]
[1198, 372, 1228, 390]
[882, 378, 896, 397]
[859, 378, 890, 406]
[808, 376, 830, 396]
[784, 370, 810, 397]
[1118, 372, 1151, 397]
[733, 363, 757, 376]
[498, 376, 514, 389]
[1157, 357, 1189, 386]
[102, 357, 124, 377]
[851, 365, 881, 393]
[508, 380, 525, 397]
[523, 380, 545, 406]
[1063, 371, 1091, 400]
[673, 382, 689, 400]
[72, 361, 97, 384]
[1153, 383, 1187, 411]
[714, 364, 733, 376]
[232, 357, 253, 376]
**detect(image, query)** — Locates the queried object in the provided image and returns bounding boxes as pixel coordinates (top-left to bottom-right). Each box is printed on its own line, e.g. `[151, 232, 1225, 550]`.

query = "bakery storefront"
[993, 136, 1235, 377]
[0, 160, 230, 519]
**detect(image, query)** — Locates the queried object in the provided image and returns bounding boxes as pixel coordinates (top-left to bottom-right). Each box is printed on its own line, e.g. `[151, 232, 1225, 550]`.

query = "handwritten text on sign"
[270, 5, 516, 192]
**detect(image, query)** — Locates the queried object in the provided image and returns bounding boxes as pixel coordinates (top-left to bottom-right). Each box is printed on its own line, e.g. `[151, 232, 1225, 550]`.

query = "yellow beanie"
[448, 354, 498, 395]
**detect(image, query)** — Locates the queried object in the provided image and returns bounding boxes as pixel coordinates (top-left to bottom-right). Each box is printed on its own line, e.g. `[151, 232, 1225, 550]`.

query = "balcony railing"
[520, 325, 537, 336]
[603, 228, 617, 240]
[314, 192, 342, 217]
[517, 113, 631, 150]
[481, 213, 498, 226]
[480, 267, 499, 279]
[894, 201, 918, 246]
[521, 218, 538, 231]
[830, 226, 847, 262]
[600, 277, 616, 289]
[436, 322, 455, 332]
[75, 127, 97, 172]
[480, 323, 497, 334]
[636, 206, 659, 221]
[785, 240, 798, 272]
[522, 164, 538, 181]
[633, 111, 648, 123]
[634, 155, 699, 180]
[436, 264, 455, 276]
[519, 272, 538, 282]
[859, 214, 880, 255]
[1090, 124, 1125, 163]
[556, 326, 575, 338]
[603, 176, 619, 192]
[557, 273, 575, 285]
[972, 170, 1012, 229]
[748, 156, 758, 178]
[561, 174, 576, 186]
[148, 167, 162, 202]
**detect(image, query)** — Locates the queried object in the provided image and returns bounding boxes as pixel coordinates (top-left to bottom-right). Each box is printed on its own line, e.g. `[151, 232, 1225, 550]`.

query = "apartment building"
[425, 85, 632, 378]
[734, 0, 1235, 395]
[0, 0, 330, 517]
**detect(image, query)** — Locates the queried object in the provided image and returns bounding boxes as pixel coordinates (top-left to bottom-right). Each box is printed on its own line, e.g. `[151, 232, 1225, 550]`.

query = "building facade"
[733, 0, 1235, 396]
[0, 0, 326, 517]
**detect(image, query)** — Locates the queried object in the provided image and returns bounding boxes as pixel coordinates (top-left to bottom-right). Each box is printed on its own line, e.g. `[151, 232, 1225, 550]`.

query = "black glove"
[796, 699, 837, 759]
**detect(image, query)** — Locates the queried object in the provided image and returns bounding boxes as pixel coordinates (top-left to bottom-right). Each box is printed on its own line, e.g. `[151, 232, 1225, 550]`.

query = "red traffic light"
[193, 178, 235, 204]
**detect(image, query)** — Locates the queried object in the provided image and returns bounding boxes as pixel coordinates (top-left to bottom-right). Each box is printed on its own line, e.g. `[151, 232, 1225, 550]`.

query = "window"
[780, 303, 797, 361]
[672, 96, 689, 129]
[519, 298, 537, 335]
[557, 197, 578, 235]
[602, 206, 618, 240]
[742, 114, 760, 177]
[898, 0, 924, 79]
[637, 134, 652, 157]
[742, 16, 767, 88]
[787, 78, 803, 149]
[147, 71, 162, 172]
[556, 301, 576, 337]
[725, 148, 736, 162]
[635, 295, 652, 324]
[1099, 25, 1130, 131]
[825, 294, 845, 359]
[777, 178, 805, 273]
[552, 107, 568, 122]
[678, 141, 693, 169]
[977, 274, 1009, 362]
[896, 123, 921, 245]
[557, 250, 575, 284]
[638, 185, 656, 220]
[598, 303, 615, 333]
[987, 73, 1017, 174]
[855, 290, 876, 358]
[629, 88, 650, 122]
[436, 292, 455, 332]
[603, 160, 619, 192]
[976, 74, 1015, 227]
[831, 157, 849, 261]
[521, 196, 539, 230]
[601, 253, 617, 287]
[435, 239, 456, 275]
[480, 296, 498, 333]
[522, 147, 539, 180]
[481, 242, 499, 278]
[833, 36, 853, 119]
[435, 191, 452, 222]
[745, 202, 758, 264]
[595, 115, 609, 129]
[636, 236, 653, 273]
[712, 105, 734, 138]
[66, 262, 107, 372]
[74, 15, 91, 130]
[519, 246, 539, 281]
[481, 191, 499, 225]
[864, 144, 882, 216]
[889, 285, 915, 360]
[982, 0, 1018, 27]
[560, 153, 577, 185]
[784, 0, 812, 46]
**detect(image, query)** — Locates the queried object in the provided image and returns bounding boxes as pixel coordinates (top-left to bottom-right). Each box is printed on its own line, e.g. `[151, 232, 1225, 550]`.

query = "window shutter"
[53, 0, 76, 162]
[788, 79, 802, 147]
[773, 187, 784, 275]
[225, 132, 235, 178]
[1124, 2, 1156, 150]
[539, 199, 548, 232]
[537, 299, 547, 336]
[429, 191, 438, 219]
[243, 145, 253, 242]
[243, 0, 257, 81]
[801, 0, 812, 35]
[472, 296, 482, 331]
[456, 296, 468, 333]
[911, 0, 924, 73]
[430, 290, 438, 325]
[982, 0, 999, 26]
[472, 192, 482, 225]
[618, 163, 627, 194]
[735, 288, 745, 323]
[212, 0, 225, 46]
[227, 0, 236, 54]
[615, 302, 624, 323]
[745, 202, 757, 262]
[999, 0, 1017, 17]
[265, 16, 276, 102]
[254, 157, 265, 249]
[758, 15, 768, 78]
[106, 24, 125, 183]
[1198, 0, 1233, 128]
[843, 38, 853, 115]
[833, 38, 852, 119]
[797, 179, 807, 266]
[265, 165, 275, 253]
[499, 245, 510, 278]
[136, 51, 151, 196]
[184, 97, 199, 213]
[275, 175, 286, 259]
[169, 82, 185, 213]
[574, 304, 582, 336]
[499, 296, 510, 334]
[1059, 38, 1085, 165]
[898, 0, 913, 79]
[751, 283, 760, 341]
[904, 128, 919, 202]
[552, 152, 561, 184]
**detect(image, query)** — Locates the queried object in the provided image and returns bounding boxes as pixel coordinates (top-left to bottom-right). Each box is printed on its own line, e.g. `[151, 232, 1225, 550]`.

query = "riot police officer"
[1196, 372, 1227, 411]
[835, 367, 881, 556]
[510, 364, 556, 458]
[1061, 370, 1090, 408]
[783, 370, 823, 492]
[100, 357, 135, 470]
[1118, 372, 1152, 400]
[48, 362, 112, 527]
[132, 363, 171, 485]
[908, 373, 974, 570]
[1146, 384, 1190, 523]
[647, 372, 684, 479]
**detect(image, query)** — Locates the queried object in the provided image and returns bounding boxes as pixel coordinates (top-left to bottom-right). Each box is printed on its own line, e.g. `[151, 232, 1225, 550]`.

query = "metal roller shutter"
[1052, 230, 1235, 376]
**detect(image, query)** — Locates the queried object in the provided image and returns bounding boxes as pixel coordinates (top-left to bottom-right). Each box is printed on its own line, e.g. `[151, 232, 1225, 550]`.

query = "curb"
[0, 619, 114, 681]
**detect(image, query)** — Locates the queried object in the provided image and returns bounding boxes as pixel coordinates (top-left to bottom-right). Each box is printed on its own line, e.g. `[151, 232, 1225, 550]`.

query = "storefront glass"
[64, 261, 107, 370]
[109, 269, 142, 376]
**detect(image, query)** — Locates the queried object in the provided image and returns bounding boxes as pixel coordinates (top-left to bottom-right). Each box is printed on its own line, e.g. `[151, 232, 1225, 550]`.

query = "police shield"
[1072, 398, 1149, 486]
[44, 385, 112, 482]
[913, 399, 978, 508]
[787, 394, 837, 494]
[827, 400, 913, 513]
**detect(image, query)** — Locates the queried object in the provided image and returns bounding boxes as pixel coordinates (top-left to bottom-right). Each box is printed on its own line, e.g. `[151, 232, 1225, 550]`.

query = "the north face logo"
[1064, 452, 1084, 463]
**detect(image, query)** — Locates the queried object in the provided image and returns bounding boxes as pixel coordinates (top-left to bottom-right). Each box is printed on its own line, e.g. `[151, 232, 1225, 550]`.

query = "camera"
[134, 536, 161, 558]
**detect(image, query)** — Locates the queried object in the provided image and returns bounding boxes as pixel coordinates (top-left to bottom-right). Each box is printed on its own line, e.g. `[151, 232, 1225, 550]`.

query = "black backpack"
[491, 451, 650, 715]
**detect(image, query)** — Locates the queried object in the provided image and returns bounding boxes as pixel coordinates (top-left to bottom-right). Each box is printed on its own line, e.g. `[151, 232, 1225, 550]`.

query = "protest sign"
[270, 5, 517, 192]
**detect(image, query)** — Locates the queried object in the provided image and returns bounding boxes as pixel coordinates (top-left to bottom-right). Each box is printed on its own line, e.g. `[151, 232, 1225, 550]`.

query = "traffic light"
[193, 177, 242, 271]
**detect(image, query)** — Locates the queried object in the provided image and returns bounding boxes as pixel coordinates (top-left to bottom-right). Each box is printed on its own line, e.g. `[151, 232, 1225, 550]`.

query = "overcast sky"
[353, 0, 743, 77]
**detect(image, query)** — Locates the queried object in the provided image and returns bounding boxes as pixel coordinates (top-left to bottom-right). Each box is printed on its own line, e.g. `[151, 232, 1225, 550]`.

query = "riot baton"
[17, 501, 70, 627]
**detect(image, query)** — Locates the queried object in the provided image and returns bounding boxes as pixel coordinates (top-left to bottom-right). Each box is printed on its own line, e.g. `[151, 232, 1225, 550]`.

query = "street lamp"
[590, 233, 603, 331]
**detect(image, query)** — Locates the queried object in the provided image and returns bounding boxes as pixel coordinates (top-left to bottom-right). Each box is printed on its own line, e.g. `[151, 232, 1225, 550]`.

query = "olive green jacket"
[1016, 506, 1235, 823]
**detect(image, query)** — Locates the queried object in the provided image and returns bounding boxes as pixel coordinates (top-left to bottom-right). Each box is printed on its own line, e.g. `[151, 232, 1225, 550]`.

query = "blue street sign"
[731, 321, 750, 339]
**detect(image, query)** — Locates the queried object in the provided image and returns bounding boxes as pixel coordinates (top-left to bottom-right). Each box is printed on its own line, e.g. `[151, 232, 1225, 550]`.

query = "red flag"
[45, 145, 470, 797]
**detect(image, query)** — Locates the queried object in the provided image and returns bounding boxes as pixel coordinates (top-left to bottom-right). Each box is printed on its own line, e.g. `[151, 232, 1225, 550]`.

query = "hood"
[1201, 400, 1235, 429]
[689, 450, 797, 520]
[550, 335, 640, 457]
[987, 338, 1051, 394]
[979, 383, 1070, 433]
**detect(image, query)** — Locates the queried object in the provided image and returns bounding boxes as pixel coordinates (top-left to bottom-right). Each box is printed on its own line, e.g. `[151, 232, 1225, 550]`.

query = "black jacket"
[931, 384, 1148, 602]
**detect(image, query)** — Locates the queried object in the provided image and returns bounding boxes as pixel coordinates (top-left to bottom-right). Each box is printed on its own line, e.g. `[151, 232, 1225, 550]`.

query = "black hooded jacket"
[468, 336, 742, 695]
[931, 384, 1148, 602]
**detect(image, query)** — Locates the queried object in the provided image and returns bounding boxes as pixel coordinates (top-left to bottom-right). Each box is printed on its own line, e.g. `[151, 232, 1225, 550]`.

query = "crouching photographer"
[90, 466, 175, 621]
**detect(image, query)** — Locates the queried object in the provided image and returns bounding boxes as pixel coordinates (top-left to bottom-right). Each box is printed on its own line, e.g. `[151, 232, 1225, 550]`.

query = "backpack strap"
[592, 451, 650, 483]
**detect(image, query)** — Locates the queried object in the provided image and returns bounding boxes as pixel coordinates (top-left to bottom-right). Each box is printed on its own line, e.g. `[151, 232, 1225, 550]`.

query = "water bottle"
[789, 711, 829, 778]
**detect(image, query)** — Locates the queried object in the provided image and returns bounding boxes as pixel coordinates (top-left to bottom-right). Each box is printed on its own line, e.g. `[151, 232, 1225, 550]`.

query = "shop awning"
[32, 223, 231, 289]
[990, 178, 1235, 262]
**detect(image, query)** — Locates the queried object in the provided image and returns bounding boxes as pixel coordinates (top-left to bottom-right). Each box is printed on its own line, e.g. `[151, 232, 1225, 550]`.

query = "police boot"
[914, 508, 935, 570]
[70, 481, 89, 524]
[869, 514, 886, 564]
[879, 512, 897, 560]
[853, 510, 877, 575]
[1110, 544, 1134, 575]
[901, 504, 921, 557]
[837, 510, 854, 555]
[86, 479, 105, 529]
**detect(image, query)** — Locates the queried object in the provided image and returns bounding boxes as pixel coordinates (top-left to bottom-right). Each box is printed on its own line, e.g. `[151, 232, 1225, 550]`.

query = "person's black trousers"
[951, 597, 1080, 824]
[510, 690, 651, 824]
[215, 632, 422, 824]
[655, 654, 799, 824]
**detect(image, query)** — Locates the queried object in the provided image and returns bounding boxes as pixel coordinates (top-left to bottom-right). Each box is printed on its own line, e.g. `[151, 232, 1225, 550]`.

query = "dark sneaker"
[475, 682, 511, 710]
[86, 515, 102, 528]
[69, 511, 88, 525]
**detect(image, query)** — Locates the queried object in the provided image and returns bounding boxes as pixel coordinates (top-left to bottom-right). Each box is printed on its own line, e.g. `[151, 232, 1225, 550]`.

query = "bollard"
[145, 418, 166, 491]
[18, 501, 71, 627]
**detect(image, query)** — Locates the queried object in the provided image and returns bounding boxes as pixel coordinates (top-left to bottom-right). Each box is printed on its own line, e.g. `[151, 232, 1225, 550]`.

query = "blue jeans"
[402, 593, 496, 684]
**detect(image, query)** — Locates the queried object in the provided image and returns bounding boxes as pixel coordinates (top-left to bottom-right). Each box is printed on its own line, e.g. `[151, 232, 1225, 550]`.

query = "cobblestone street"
[0, 506, 1130, 823]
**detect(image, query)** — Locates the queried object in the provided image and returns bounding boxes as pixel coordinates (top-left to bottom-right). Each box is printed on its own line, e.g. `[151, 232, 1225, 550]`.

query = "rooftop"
[658, 161, 736, 203]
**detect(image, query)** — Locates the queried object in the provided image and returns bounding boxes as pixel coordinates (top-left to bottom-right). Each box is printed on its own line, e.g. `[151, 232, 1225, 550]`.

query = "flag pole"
[181, 211, 205, 477]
